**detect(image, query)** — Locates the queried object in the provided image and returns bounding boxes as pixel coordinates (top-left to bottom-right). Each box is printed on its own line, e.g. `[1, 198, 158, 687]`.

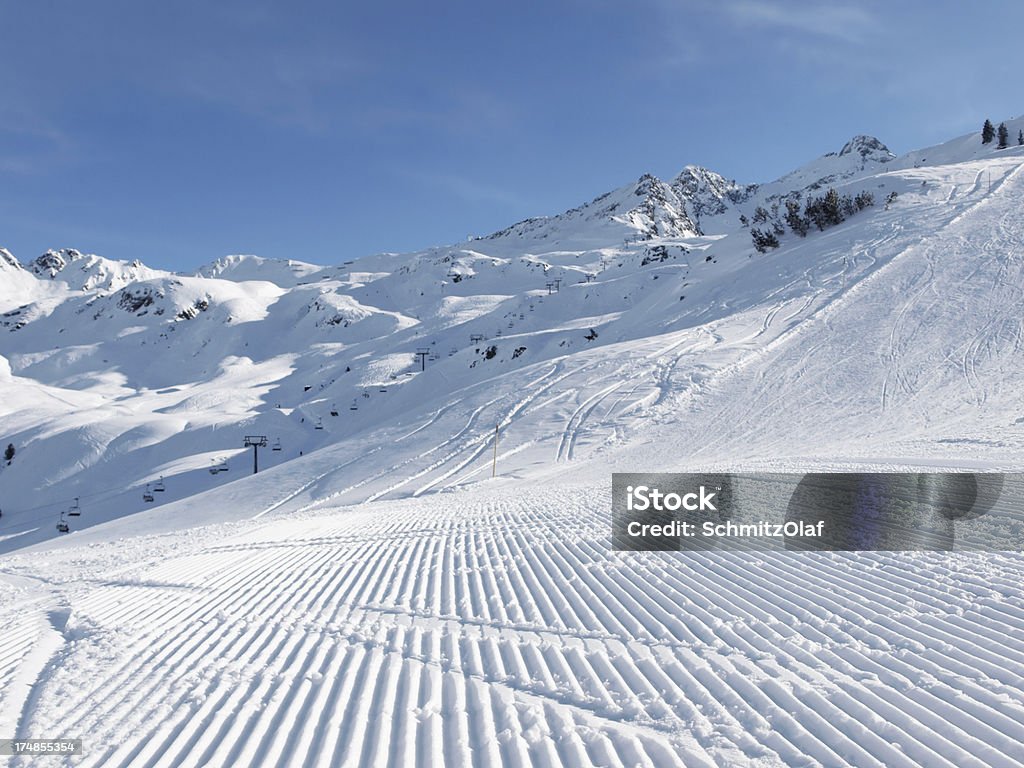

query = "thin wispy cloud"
[168, 46, 364, 133]
[634, 0, 875, 77]
[722, 1, 876, 43]
[0, 107, 76, 175]
[402, 168, 527, 209]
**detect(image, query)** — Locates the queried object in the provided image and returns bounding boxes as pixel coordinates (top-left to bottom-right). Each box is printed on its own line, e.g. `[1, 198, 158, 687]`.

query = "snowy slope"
[195, 254, 330, 287]
[3, 121, 1024, 766]
[27, 248, 166, 292]
[4, 489, 1024, 767]
[3, 123, 1024, 543]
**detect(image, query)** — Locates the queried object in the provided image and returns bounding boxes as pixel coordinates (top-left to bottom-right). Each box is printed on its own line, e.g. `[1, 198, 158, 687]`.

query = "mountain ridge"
[2, 120, 1024, 552]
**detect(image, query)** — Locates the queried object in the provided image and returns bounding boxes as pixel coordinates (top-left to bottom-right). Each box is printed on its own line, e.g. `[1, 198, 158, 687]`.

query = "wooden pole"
[491, 424, 499, 477]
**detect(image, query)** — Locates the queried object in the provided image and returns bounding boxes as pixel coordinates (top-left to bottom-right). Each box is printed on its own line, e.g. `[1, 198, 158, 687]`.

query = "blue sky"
[1, 1, 1021, 271]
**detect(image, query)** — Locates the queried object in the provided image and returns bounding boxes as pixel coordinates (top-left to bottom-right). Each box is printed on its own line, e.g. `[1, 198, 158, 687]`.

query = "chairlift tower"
[415, 347, 430, 371]
[244, 435, 268, 475]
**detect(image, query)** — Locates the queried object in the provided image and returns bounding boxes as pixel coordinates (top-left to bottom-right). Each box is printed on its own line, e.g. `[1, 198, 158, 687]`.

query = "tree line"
[750, 188, 875, 253]
[982, 119, 1023, 149]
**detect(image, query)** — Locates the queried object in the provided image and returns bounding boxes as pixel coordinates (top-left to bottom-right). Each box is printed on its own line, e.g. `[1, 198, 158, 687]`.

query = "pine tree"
[854, 191, 875, 210]
[998, 122, 1009, 149]
[785, 199, 810, 236]
[805, 197, 827, 231]
[750, 228, 780, 253]
[982, 119, 995, 144]
[822, 188, 844, 227]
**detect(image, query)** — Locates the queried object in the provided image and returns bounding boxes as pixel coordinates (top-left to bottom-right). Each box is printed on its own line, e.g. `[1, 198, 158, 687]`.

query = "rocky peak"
[837, 135, 895, 163]
[30, 248, 80, 278]
[0, 248, 22, 270]
[671, 166, 756, 225]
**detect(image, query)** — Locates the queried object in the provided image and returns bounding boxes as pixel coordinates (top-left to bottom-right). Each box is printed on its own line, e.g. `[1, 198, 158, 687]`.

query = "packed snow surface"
[3, 123, 1024, 766]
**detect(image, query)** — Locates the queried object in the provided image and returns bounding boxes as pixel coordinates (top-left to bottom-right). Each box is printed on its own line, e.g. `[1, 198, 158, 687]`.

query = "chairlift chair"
[143, 484, 154, 503]
[68, 497, 81, 517]
[56, 512, 69, 533]
[154, 477, 165, 492]
[217, 459, 229, 473]
[349, 399, 358, 411]
[330, 404, 339, 416]
[378, 385, 387, 393]
[272, 438, 282, 451]
[315, 417, 324, 430]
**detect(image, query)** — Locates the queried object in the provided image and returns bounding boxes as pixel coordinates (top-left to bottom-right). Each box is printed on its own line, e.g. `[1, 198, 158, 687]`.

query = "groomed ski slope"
[3, 488, 1024, 767]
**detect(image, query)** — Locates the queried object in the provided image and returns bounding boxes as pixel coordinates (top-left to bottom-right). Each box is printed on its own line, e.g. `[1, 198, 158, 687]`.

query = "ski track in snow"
[3, 492, 1024, 767]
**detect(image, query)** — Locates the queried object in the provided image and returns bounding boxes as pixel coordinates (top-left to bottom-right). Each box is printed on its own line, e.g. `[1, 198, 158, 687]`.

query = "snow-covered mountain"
[27, 247, 166, 291]
[2, 122, 1024, 554]
[484, 163, 755, 247]
[5, 120, 1024, 767]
